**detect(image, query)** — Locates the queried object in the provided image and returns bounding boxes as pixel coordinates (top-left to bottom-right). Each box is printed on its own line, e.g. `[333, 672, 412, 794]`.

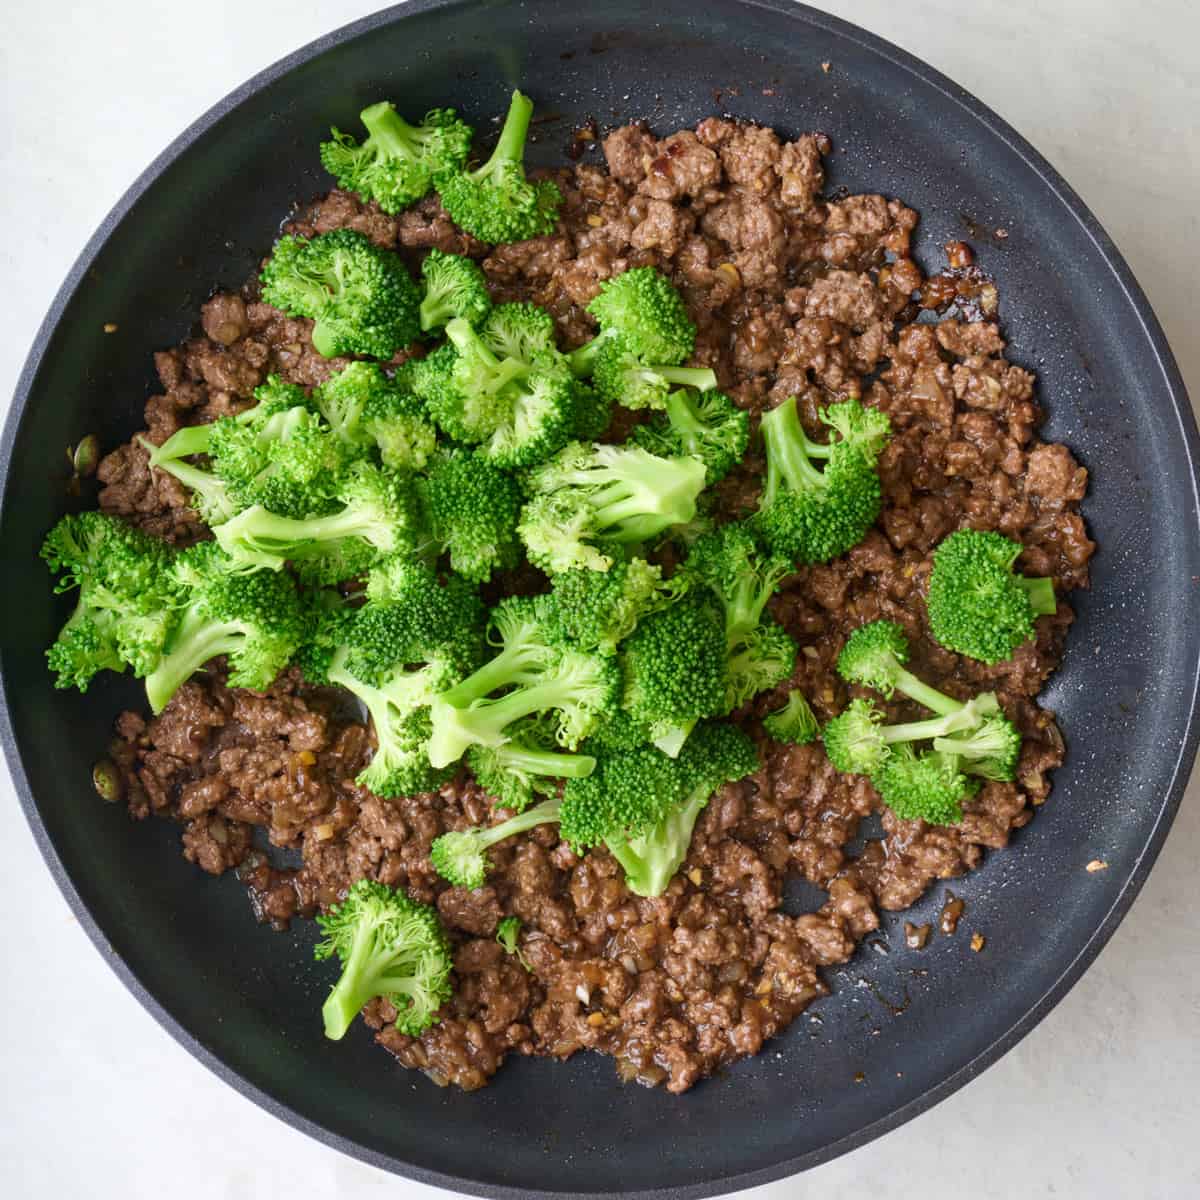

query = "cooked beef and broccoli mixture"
[44, 89, 1093, 1092]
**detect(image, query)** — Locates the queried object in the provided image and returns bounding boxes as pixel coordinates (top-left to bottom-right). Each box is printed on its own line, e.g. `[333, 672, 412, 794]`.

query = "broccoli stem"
[879, 701, 989, 744]
[477, 795, 564, 850]
[760, 395, 827, 497]
[360, 101, 422, 157]
[429, 677, 581, 766]
[890, 665, 962, 717]
[226, 504, 391, 556]
[641, 366, 717, 391]
[321, 915, 427, 1040]
[1018, 575, 1057, 616]
[148, 424, 213, 463]
[494, 742, 596, 779]
[609, 783, 708, 897]
[310, 321, 340, 358]
[472, 90, 535, 182]
[653, 720, 695, 758]
[566, 335, 608, 378]
[145, 610, 245, 714]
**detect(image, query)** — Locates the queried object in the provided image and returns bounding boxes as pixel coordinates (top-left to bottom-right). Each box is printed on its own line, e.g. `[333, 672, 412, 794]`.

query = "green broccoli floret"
[822, 694, 1007, 777]
[419, 248, 492, 333]
[314, 361, 437, 472]
[214, 461, 419, 584]
[350, 559, 484, 678]
[319, 102, 473, 215]
[872, 743, 977, 825]
[468, 715, 596, 814]
[145, 376, 343, 521]
[753, 395, 892, 564]
[495, 915, 531, 970]
[560, 721, 758, 896]
[567, 267, 696, 376]
[260, 229, 421, 359]
[144, 542, 303, 713]
[306, 564, 482, 796]
[481, 302, 558, 361]
[681, 524, 797, 710]
[140, 435, 239, 526]
[423, 316, 575, 467]
[632, 388, 749, 484]
[565, 382, 614, 441]
[619, 594, 728, 754]
[518, 441, 708, 573]
[429, 796, 563, 888]
[436, 90, 562, 244]
[926, 529, 1057, 664]
[328, 658, 466, 799]
[539, 555, 683, 651]
[763, 689, 819, 744]
[822, 620, 1021, 821]
[418, 450, 523, 583]
[314, 879, 453, 1040]
[427, 596, 620, 769]
[41, 512, 180, 689]
[579, 708, 655, 752]
[590, 336, 718, 411]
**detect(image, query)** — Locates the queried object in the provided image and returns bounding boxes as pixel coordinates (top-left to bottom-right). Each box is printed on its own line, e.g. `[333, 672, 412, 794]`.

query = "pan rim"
[3, 1, 1197, 1196]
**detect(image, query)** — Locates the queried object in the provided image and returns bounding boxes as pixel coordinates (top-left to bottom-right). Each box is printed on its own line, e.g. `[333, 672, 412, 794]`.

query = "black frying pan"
[4, 2, 1197, 1196]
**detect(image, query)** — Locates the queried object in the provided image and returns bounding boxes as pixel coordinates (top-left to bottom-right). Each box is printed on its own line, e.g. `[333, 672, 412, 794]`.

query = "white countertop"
[2, 2, 1198, 1196]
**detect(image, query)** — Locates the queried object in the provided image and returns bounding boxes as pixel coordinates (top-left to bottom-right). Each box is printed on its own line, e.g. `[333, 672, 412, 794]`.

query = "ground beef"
[102, 117, 1092, 1094]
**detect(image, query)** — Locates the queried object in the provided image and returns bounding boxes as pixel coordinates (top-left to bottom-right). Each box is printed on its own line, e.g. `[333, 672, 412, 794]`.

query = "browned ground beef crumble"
[101, 117, 1094, 1093]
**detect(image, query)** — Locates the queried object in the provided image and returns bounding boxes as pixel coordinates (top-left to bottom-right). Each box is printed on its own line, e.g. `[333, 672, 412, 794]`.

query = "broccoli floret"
[576, 711, 650, 755]
[495, 915, 531, 970]
[436, 90, 562, 244]
[822, 694, 1007, 777]
[293, 588, 356, 685]
[260, 229, 421, 359]
[565, 382, 614, 441]
[753, 395, 892, 564]
[619, 594, 727, 752]
[319, 102, 473, 215]
[560, 721, 758, 896]
[481, 302, 558, 362]
[539, 556, 683, 651]
[468, 716, 596, 814]
[309, 569, 482, 797]
[419, 248, 492, 333]
[144, 542, 303, 713]
[763, 689, 819, 744]
[427, 596, 620, 768]
[822, 620, 1021, 819]
[214, 461, 419, 584]
[926, 529, 1057, 664]
[681, 524, 797, 711]
[314, 879, 453, 1040]
[518, 441, 707, 573]
[418, 450, 523, 583]
[146, 377, 343, 521]
[567, 267, 696, 376]
[425, 317, 575, 467]
[314, 361, 437, 472]
[632, 388, 750, 484]
[590, 336, 718, 411]
[41, 512, 179, 689]
[140, 435, 239, 526]
[872, 743, 978, 825]
[429, 796, 563, 888]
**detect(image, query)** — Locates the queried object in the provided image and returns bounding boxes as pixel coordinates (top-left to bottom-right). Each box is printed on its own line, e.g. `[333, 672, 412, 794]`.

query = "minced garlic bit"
[687, 868, 703, 886]
[969, 932, 985, 953]
[102, 322, 119, 333]
[1086, 859, 1109, 873]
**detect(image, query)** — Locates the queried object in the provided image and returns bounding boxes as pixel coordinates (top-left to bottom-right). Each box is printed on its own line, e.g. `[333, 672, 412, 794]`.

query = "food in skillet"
[43, 88, 1092, 1092]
